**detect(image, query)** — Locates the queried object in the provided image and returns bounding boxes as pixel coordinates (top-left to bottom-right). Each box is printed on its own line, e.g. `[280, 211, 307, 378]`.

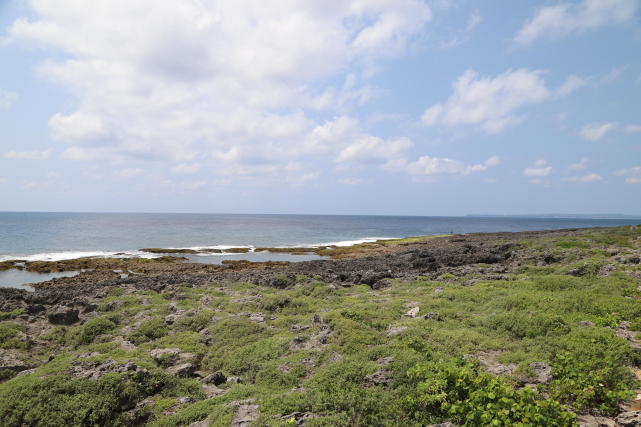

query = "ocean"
[1, 212, 640, 262]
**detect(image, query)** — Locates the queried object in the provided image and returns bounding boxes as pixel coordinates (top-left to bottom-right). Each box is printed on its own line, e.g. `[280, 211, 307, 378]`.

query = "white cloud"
[580, 122, 618, 141]
[422, 69, 550, 133]
[515, 0, 639, 45]
[390, 155, 500, 177]
[336, 136, 412, 163]
[579, 122, 641, 141]
[563, 173, 603, 183]
[568, 158, 589, 171]
[0, 177, 8, 184]
[8, 0, 432, 183]
[557, 68, 623, 96]
[616, 166, 641, 184]
[0, 89, 18, 110]
[339, 177, 364, 186]
[523, 160, 552, 178]
[4, 149, 51, 160]
[624, 124, 641, 134]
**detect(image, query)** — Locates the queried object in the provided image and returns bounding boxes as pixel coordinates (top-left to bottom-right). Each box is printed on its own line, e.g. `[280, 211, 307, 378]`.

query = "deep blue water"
[0, 212, 639, 262]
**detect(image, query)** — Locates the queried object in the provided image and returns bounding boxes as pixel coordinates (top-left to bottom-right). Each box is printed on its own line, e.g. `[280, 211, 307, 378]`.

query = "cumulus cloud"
[616, 166, 641, 184]
[563, 173, 603, 183]
[422, 69, 550, 133]
[0, 89, 18, 110]
[523, 160, 552, 181]
[568, 157, 589, 171]
[580, 122, 618, 141]
[8, 0, 432, 183]
[515, 0, 639, 45]
[4, 149, 51, 160]
[388, 155, 500, 178]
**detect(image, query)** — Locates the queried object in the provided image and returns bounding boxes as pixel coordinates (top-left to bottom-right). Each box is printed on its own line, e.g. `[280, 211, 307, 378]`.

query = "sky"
[0, 0, 640, 216]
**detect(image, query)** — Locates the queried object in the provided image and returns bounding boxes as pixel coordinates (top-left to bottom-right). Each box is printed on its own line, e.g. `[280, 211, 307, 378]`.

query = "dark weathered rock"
[68, 359, 147, 381]
[364, 370, 391, 386]
[201, 371, 227, 385]
[615, 411, 641, 427]
[423, 312, 442, 320]
[47, 306, 79, 325]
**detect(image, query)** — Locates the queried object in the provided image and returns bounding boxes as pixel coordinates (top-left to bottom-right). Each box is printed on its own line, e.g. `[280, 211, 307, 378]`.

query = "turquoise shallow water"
[0, 212, 639, 261]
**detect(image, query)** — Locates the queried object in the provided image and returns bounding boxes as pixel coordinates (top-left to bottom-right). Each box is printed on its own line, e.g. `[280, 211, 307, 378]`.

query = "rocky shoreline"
[1, 226, 641, 426]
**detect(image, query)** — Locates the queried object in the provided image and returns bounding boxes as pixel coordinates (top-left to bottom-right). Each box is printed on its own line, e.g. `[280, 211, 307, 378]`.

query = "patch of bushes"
[128, 318, 168, 344]
[0, 322, 27, 350]
[75, 316, 117, 346]
[484, 312, 570, 339]
[174, 310, 212, 332]
[405, 359, 576, 426]
[0, 373, 144, 426]
[0, 308, 26, 321]
[545, 328, 640, 414]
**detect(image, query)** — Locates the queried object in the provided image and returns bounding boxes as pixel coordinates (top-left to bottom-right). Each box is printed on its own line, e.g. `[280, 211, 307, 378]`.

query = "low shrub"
[128, 318, 168, 344]
[405, 359, 576, 426]
[75, 316, 117, 346]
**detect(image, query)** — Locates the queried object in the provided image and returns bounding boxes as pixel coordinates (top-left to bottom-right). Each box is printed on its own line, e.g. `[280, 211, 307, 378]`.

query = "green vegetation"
[0, 226, 640, 425]
[128, 318, 169, 344]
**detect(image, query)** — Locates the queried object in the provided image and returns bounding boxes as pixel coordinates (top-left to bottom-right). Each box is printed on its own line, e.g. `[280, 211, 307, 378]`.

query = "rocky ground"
[1, 226, 641, 426]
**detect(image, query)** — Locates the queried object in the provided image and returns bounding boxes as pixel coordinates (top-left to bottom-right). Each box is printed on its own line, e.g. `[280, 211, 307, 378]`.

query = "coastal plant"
[0, 308, 26, 321]
[128, 318, 168, 344]
[404, 359, 576, 426]
[0, 322, 27, 350]
[545, 328, 640, 414]
[74, 316, 117, 345]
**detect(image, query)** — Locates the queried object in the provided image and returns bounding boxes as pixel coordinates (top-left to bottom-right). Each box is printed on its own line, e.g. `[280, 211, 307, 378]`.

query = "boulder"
[150, 348, 181, 364]
[201, 371, 227, 385]
[167, 362, 196, 377]
[0, 350, 34, 377]
[615, 412, 641, 427]
[529, 361, 552, 384]
[47, 306, 79, 325]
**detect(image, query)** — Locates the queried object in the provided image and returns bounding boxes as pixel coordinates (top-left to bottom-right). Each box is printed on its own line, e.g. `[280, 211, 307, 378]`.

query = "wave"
[0, 250, 160, 263]
[303, 237, 396, 247]
[0, 237, 398, 262]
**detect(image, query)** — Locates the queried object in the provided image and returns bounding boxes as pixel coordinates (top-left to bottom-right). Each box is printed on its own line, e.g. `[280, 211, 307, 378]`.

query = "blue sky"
[0, 0, 640, 215]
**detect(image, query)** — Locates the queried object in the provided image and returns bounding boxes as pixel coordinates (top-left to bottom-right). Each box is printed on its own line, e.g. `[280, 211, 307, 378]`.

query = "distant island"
[466, 213, 641, 219]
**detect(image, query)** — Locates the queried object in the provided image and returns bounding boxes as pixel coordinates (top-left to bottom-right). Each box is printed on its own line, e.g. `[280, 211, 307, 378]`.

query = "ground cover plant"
[0, 226, 640, 425]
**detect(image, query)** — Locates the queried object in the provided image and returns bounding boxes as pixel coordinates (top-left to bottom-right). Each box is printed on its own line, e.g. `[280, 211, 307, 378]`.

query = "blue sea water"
[1, 212, 639, 261]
